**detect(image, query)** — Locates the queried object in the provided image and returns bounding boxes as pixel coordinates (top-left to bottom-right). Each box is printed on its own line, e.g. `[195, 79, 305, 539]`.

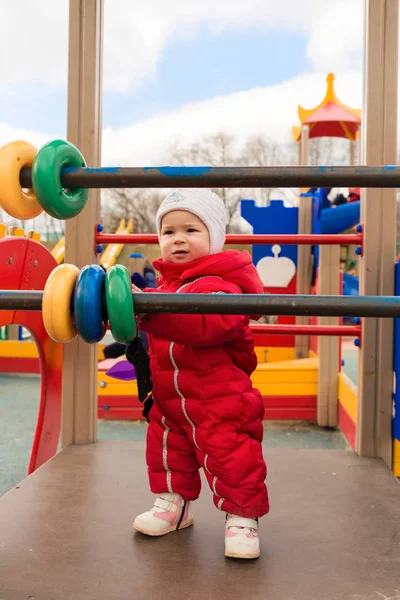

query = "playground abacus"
[1, 136, 397, 347]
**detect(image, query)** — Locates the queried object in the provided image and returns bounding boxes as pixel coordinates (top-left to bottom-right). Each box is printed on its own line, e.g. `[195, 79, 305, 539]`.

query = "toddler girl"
[132, 189, 269, 559]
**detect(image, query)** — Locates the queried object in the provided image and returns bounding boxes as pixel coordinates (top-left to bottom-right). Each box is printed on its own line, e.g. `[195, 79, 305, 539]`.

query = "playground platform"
[1, 441, 399, 599]
[0, 372, 349, 497]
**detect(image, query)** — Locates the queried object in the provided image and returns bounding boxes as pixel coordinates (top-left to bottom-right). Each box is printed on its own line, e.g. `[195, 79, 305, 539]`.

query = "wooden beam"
[296, 126, 312, 359]
[62, 0, 104, 447]
[317, 245, 340, 427]
[357, 0, 398, 465]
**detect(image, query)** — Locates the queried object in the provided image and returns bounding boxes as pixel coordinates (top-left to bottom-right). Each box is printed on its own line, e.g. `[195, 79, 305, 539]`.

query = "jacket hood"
[153, 250, 264, 295]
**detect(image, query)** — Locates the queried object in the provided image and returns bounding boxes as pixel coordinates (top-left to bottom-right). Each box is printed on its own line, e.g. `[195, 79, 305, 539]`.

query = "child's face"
[160, 210, 210, 263]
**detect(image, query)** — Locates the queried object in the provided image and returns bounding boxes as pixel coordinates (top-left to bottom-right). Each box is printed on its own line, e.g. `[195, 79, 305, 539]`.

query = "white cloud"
[0, 71, 363, 166]
[0, 70, 363, 231]
[306, 1, 364, 72]
[0, 0, 363, 92]
[101, 71, 363, 166]
[0, 124, 53, 150]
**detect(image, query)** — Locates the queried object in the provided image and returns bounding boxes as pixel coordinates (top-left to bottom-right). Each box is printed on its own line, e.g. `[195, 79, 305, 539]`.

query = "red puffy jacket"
[139, 250, 270, 519]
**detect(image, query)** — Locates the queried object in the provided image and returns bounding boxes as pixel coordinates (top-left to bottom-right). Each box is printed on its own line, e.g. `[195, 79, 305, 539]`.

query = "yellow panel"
[251, 369, 317, 384]
[393, 439, 400, 477]
[9, 226, 24, 237]
[256, 357, 318, 371]
[254, 346, 295, 363]
[256, 382, 317, 396]
[0, 340, 106, 362]
[27, 231, 41, 242]
[0, 223, 6, 238]
[98, 378, 138, 396]
[97, 376, 316, 398]
[338, 372, 357, 422]
[0, 341, 38, 357]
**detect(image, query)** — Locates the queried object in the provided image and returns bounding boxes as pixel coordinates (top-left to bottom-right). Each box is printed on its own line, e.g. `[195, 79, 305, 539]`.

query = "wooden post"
[349, 140, 356, 166]
[317, 245, 340, 427]
[296, 126, 312, 358]
[299, 125, 309, 166]
[357, 0, 398, 465]
[7, 325, 20, 340]
[61, 0, 104, 447]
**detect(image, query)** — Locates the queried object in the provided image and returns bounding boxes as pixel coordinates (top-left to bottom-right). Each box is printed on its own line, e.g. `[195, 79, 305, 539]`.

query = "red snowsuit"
[139, 250, 270, 519]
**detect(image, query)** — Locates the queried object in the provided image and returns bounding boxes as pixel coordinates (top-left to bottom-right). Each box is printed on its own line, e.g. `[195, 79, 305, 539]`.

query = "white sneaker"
[133, 493, 193, 536]
[225, 514, 260, 559]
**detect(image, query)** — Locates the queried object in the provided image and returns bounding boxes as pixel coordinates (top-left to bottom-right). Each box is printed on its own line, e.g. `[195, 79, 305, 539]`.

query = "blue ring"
[74, 264, 107, 343]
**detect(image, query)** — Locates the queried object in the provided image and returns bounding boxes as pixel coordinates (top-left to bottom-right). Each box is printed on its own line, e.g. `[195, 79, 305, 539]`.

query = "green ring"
[31, 139, 89, 220]
[105, 265, 137, 343]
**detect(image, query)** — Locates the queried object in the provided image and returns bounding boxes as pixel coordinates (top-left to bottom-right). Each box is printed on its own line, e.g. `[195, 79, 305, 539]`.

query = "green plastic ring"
[105, 265, 137, 343]
[31, 139, 89, 220]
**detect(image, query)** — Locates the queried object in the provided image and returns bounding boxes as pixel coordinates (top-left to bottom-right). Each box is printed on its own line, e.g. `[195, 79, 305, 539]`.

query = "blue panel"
[342, 273, 359, 297]
[311, 189, 360, 275]
[241, 199, 298, 267]
[319, 201, 360, 234]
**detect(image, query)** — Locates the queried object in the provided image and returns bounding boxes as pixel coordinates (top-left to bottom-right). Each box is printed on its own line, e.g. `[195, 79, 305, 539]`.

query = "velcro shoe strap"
[227, 517, 257, 529]
[154, 497, 175, 511]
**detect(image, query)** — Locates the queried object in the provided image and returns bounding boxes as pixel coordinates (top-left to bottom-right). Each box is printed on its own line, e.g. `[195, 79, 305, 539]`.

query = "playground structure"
[95, 194, 361, 428]
[0, 188, 362, 427]
[96, 72, 365, 427]
[0, 1, 399, 598]
[0, 76, 363, 428]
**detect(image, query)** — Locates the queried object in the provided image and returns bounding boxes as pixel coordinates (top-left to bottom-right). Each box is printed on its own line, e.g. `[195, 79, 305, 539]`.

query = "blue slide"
[306, 188, 360, 295]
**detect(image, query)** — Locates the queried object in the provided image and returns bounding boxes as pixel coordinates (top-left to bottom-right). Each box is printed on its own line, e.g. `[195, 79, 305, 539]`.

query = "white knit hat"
[156, 189, 227, 254]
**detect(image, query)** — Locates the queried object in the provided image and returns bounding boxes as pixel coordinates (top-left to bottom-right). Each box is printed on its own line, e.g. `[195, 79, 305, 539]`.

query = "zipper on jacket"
[168, 341, 226, 510]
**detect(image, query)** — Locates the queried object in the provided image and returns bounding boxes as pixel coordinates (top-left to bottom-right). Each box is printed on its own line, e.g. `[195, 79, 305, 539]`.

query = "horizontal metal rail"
[0, 291, 399, 318]
[96, 232, 363, 246]
[19, 164, 400, 189]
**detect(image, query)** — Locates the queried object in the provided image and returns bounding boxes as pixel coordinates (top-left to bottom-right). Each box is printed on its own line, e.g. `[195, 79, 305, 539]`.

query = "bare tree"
[308, 137, 350, 166]
[240, 135, 298, 206]
[167, 132, 246, 231]
[102, 189, 163, 233]
[101, 133, 356, 236]
[40, 213, 64, 239]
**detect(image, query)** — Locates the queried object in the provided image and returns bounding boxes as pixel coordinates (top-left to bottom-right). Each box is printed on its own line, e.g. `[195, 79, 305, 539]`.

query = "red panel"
[0, 237, 62, 474]
[98, 407, 144, 420]
[263, 395, 317, 408]
[263, 408, 317, 420]
[338, 403, 356, 450]
[0, 357, 40, 374]
[97, 395, 317, 422]
[253, 334, 286, 347]
[98, 395, 141, 408]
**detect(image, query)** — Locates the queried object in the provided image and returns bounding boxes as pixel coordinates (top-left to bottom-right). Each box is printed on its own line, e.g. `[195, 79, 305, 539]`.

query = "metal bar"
[250, 324, 362, 336]
[0, 290, 399, 318]
[96, 233, 363, 246]
[19, 164, 400, 189]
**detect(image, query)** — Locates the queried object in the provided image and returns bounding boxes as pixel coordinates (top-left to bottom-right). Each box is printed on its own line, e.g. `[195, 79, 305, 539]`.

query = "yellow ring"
[0, 140, 43, 220]
[43, 264, 80, 343]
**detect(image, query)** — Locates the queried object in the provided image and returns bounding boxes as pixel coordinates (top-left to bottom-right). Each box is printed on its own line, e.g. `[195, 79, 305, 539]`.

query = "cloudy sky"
[0, 0, 366, 172]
